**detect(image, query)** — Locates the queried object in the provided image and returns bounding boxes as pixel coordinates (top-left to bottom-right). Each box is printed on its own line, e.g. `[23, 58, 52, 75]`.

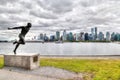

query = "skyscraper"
[95, 27, 97, 40]
[50, 35, 55, 41]
[44, 34, 49, 41]
[56, 31, 60, 41]
[39, 33, 44, 40]
[68, 32, 74, 41]
[85, 33, 89, 41]
[111, 32, 115, 41]
[91, 28, 95, 40]
[73, 33, 76, 41]
[63, 30, 67, 41]
[89, 34, 93, 41]
[80, 32, 84, 41]
[76, 33, 80, 41]
[114, 33, 120, 41]
[98, 32, 104, 41]
[106, 32, 110, 41]
[91, 27, 98, 40]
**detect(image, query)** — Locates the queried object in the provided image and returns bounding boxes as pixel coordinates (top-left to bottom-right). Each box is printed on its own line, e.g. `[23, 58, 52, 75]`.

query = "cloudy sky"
[0, 0, 120, 40]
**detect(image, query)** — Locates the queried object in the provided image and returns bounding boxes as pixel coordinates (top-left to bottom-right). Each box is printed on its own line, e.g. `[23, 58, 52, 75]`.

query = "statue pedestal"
[4, 54, 39, 70]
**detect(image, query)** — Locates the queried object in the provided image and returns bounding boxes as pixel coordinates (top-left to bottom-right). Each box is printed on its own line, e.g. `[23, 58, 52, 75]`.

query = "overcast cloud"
[0, 0, 120, 40]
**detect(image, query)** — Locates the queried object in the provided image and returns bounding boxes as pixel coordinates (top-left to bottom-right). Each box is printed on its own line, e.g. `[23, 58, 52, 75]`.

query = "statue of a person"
[8, 23, 32, 54]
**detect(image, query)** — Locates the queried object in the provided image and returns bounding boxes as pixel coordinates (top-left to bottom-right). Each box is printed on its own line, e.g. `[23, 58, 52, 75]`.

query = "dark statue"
[8, 23, 32, 54]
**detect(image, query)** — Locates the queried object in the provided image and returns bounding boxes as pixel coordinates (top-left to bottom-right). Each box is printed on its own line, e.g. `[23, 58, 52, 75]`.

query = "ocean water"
[0, 42, 120, 55]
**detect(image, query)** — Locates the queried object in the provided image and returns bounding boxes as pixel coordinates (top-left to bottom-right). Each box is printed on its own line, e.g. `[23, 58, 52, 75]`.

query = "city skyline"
[0, 0, 120, 40]
[27, 27, 119, 42]
[1, 27, 120, 41]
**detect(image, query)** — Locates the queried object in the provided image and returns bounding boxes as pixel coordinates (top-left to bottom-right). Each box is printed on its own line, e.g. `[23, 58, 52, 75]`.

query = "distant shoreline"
[0, 40, 115, 43]
[0, 41, 114, 43]
[0, 41, 120, 44]
[1, 54, 120, 59]
[40, 55, 120, 58]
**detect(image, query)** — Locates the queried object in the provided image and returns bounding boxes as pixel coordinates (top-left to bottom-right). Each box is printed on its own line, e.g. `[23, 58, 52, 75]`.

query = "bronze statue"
[8, 23, 32, 54]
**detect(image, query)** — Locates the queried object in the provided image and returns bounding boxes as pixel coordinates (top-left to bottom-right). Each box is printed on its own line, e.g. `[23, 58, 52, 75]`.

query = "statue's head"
[27, 23, 32, 28]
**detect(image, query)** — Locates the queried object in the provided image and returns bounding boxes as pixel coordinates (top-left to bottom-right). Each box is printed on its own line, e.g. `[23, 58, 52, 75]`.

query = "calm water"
[0, 42, 120, 55]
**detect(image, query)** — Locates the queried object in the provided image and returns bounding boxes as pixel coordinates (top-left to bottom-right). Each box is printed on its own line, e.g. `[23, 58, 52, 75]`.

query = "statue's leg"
[13, 43, 20, 55]
[13, 41, 17, 45]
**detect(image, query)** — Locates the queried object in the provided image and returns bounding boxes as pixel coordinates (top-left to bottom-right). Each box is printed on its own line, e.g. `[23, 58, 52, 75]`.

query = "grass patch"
[40, 58, 120, 80]
[0, 57, 4, 68]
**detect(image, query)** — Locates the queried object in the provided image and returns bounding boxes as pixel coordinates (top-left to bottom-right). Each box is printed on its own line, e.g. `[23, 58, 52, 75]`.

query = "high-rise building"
[91, 28, 95, 40]
[114, 33, 120, 41]
[68, 32, 74, 41]
[44, 34, 49, 41]
[89, 34, 93, 40]
[98, 32, 104, 41]
[50, 35, 55, 41]
[95, 27, 97, 40]
[76, 33, 80, 41]
[66, 34, 69, 41]
[119, 33, 120, 41]
[63, 30, 67, 41]
[73, 34, 76, 41]
[106, 32, 110, 41]
[85, 33, 89, 41]
[111, 32, 115, 41]
[39, 33, 44, 40]
[80, 32, 84, 41]
[91, 27, 98, 40]
[56, 31, 60, 41]
[91, 28, 94, 34]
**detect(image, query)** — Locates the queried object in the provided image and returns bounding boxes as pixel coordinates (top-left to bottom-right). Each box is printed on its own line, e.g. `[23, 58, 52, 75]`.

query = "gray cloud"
[0, 0, 120, 40]
[30, 10, 58, 19]
[37, 0, 73, 13]
[0, 0, 17, 5]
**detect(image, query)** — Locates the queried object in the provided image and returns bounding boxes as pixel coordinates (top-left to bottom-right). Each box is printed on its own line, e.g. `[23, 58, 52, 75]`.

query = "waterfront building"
[44, 34, 49, 41]
[91, 28, 95, 40]
[80, 32, 84, 41]
[91, 28, 94, 34]
[106, 32, 110, 41]
[66, 34, 69, 41]
[84, 33, 89, 41]
[73, 34, 76, 41]
[63, 30, 67, 41]
[68, 32, 74, 41]
[91, 27, 98, 40]
[119, 33, 120, 41]
[95, 27, 97, 40]
[39, 33, 44, 40]
[76, 33, 80, 41]
[111, 32, 115, 41]
[89, 34, 93, 41]
[50, 35, 55, 41]
[98, 32, 104, 41]
[56, 31, 60, 41]
[114, 33, 120, 41]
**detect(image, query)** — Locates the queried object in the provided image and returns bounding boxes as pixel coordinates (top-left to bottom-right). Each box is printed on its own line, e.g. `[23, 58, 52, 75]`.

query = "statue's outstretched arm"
[8, 26, 24, 30]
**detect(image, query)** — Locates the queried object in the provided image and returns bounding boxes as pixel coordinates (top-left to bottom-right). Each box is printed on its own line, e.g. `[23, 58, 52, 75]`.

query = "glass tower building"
[56, 31, 60, 41]
[63, 30, 67, 41]
[106, 32, 110, 41]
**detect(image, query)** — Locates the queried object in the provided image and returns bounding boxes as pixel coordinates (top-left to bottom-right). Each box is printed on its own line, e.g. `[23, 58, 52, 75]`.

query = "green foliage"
[40, 58, 120, 80]
[0, 57, 4, 68]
